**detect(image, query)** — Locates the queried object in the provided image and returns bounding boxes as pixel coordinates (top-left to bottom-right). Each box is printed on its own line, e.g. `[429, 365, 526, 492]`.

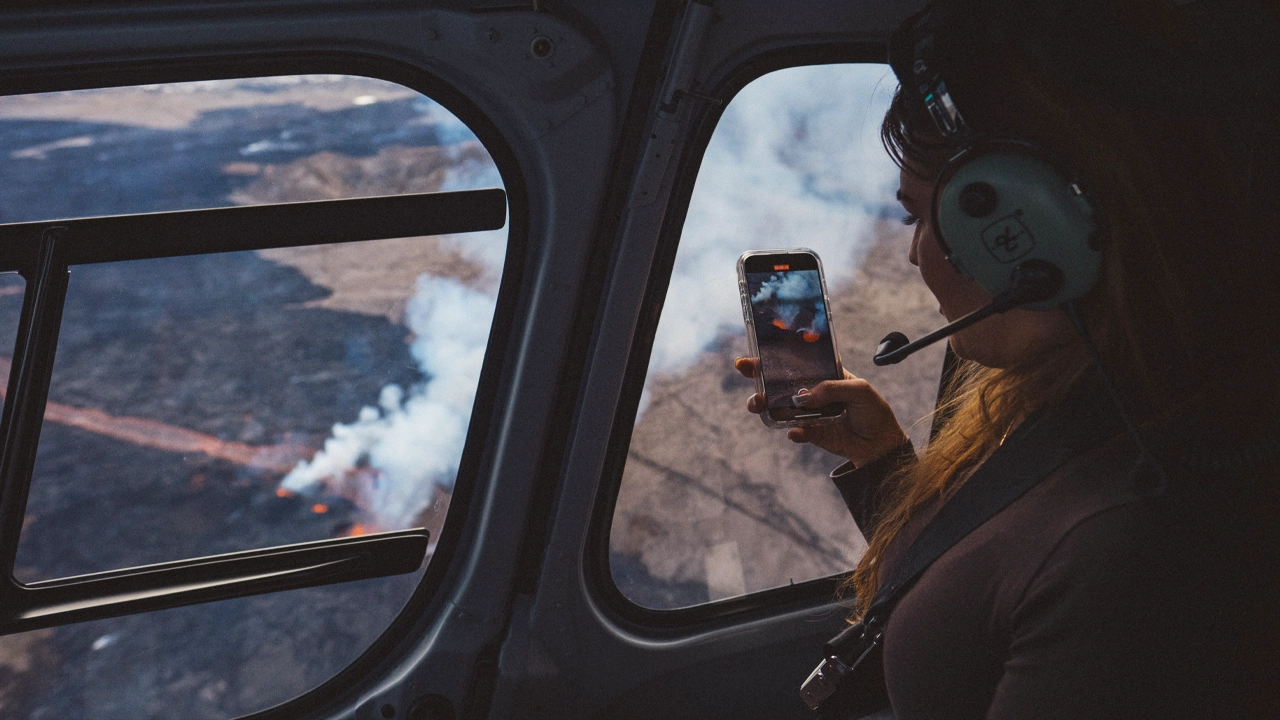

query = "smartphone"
[737, 249, 845, 427]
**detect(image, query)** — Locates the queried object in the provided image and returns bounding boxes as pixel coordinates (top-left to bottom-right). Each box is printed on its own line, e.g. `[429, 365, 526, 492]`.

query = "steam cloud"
[278, 134, 506, 530]
[280, 274, 497, 528]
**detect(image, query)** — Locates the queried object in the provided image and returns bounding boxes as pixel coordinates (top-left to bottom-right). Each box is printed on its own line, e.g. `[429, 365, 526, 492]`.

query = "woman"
[737, 1, 1279, 717]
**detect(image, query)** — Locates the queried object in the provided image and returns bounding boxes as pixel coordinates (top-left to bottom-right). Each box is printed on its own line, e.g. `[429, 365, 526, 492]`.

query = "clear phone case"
[737, 248, 845, 428]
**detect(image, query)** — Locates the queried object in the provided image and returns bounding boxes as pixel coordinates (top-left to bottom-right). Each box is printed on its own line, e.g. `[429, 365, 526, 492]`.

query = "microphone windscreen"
[876, 332, 911, 362]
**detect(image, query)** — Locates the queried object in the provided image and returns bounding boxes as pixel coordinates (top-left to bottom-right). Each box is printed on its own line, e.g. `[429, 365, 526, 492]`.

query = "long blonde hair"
[848, 352, 1089, 613]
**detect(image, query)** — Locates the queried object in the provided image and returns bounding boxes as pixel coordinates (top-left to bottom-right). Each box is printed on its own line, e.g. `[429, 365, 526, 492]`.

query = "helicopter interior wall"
[489, 5, 928, 720]
[0, 1, 933, 719]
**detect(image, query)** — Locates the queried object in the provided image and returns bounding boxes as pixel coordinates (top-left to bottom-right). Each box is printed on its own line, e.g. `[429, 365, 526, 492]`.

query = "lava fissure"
[0, 357, 313, 473]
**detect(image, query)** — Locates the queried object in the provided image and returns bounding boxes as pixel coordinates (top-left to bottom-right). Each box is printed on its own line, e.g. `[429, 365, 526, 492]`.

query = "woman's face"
[897, 163, 1073, 368]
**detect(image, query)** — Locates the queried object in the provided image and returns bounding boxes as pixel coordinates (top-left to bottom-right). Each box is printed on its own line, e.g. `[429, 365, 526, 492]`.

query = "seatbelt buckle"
[800, 655, 852, 710]
[800, 619, 884, 712]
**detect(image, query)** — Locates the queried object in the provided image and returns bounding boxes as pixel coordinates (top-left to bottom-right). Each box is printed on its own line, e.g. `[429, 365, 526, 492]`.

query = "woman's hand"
[734, 357, 909, 468]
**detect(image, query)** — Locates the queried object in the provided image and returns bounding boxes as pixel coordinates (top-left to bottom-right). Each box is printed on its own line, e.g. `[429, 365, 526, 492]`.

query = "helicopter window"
[0, 76, 507, 718]
[609, 64, 948, 609]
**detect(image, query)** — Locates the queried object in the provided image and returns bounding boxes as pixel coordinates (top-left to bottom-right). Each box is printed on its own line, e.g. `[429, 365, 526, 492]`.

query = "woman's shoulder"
[986, 430, 1148, 556]
[940, 434, 1176, 628]
[1007, 469, 1279, 713]
[1022, 421, 1280, 574]
[896, 433, 1148, 628]
[1004, 432, 1280, 638]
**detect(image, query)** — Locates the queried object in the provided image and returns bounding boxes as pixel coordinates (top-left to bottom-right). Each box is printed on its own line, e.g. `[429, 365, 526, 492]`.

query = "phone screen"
[743, 254, 844, 422]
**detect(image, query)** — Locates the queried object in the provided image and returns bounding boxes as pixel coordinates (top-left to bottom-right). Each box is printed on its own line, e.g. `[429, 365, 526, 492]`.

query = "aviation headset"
[886, 1, 1102, 311]
[872, 0, 1278, 370]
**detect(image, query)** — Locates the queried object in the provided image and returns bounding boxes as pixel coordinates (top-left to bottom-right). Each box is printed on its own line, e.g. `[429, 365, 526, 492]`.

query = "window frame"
[0, 189, 506, 628]
[0, 53, 531, 720]
[585, 43, 935, 632]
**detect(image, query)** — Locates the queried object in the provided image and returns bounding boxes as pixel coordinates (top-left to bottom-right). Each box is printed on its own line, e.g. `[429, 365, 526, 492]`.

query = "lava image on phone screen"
[744, 264, 843, 422]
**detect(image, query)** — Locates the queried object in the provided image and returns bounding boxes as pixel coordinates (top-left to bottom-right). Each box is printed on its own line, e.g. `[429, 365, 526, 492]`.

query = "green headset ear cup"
[933, 147, 1101, 310]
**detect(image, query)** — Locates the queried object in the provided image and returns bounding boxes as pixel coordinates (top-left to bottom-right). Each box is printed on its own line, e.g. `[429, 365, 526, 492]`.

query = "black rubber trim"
[3, 530, 429, 634]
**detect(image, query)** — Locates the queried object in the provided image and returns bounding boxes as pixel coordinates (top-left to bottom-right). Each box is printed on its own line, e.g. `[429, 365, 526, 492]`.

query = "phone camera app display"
[745, 268, 840, 415]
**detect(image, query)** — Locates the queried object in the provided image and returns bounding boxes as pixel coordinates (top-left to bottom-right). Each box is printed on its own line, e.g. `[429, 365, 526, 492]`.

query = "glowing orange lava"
[276, 488, 294, 498]
[772, 319, 788, 330]
[311, 503, 329, 514]
[0, 357, 315, 474]
[802, 331, 820, 342]
[347, 523, 369, 537]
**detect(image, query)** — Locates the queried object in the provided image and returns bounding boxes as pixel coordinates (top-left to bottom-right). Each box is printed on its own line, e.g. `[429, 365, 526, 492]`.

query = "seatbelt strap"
[801, 378, 1124, 712]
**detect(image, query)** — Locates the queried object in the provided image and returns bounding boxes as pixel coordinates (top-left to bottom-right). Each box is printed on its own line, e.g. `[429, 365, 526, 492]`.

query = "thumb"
[794, 377, 876, 409]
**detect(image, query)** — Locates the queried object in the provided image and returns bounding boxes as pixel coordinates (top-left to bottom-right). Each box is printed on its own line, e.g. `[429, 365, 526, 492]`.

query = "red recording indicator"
[773, 264, 791, 271]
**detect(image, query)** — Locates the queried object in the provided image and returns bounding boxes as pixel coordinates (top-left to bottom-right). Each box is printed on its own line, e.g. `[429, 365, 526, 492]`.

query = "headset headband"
[887, 2, 969, 139]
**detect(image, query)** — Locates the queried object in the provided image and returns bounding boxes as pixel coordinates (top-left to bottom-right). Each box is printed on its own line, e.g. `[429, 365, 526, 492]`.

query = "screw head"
[530, 35, 554, 59]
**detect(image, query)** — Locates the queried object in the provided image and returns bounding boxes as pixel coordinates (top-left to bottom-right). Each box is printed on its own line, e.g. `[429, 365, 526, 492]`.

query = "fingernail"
[793, 389, 812, 407]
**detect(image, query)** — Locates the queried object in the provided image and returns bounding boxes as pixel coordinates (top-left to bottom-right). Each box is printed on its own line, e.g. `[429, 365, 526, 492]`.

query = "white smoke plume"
[280, 274, 497, 528]
[279, 109, 508, 530]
